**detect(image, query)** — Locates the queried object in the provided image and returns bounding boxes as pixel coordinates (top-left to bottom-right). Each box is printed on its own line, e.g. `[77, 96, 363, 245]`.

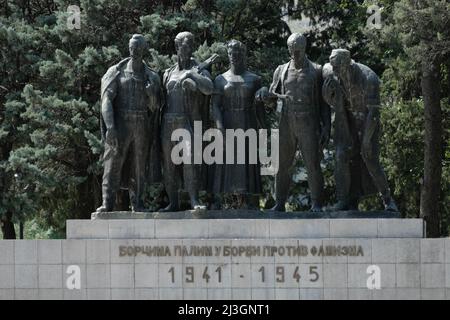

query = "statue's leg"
[209, 193, 222, 210]
[210, 162, 223, 210]
[270, 115, 296, 212]
[330, 112, 358, 211]
[243, 194, 259, 210]
[185, 164, 203, 209]
[297, 118, 324, 212]
[332, 146, 352, 210]
[129, 117, 150, 212]
[97, 125, 130, 212]
[361, 129, 398, 212]
[160, 119, 180, 212]
[183, 121, 204, 210]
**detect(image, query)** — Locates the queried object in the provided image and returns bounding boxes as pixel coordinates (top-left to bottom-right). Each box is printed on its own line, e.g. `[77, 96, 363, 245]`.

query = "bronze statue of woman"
[211, 40, 265, 209]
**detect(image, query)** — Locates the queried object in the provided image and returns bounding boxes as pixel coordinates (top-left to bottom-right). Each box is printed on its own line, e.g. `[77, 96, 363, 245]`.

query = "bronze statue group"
[96, 32, 398, 214]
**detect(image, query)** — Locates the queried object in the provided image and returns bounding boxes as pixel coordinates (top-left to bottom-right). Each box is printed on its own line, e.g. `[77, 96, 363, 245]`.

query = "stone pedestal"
[2, 210, 450, 300]
[68, 214, 423, 240]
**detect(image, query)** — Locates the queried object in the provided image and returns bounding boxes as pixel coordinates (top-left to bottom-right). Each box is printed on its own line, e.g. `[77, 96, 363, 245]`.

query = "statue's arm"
[269, 66, 281, 94]
[254, 77, 266, 129]
[255, 66, 280, 107]
[318, 66, 331, 145]
[187, 68, 214, 95]
[321, 63, 339, 109]
[101, 80, 117, 130]
[161, 69, 171, 113]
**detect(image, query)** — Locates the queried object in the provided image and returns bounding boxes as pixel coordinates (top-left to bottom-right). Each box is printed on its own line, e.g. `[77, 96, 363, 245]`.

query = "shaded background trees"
[0, 0, 448, 238]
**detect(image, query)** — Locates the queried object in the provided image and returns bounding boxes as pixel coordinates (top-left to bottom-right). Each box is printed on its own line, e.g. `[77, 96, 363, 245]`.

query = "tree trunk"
[19, 221, 24, 239]
[1, 211, 16, 239]
[420, 61, 442, 237]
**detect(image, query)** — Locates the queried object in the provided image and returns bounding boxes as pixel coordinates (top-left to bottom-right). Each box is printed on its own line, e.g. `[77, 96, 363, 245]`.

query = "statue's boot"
[380, 189, 399, 212]
[310, 201, 323, 213]
[209, 199, 222, 210]
[269, 202, 286, 212]
[159, 203, 180, 212]
[187, 181, 206, 211]
[96, 197, 114, 213]
[191, 198, 207, 211]
[131, 203, 147, 213]
[383, 196, 399, 212]
[159, 190, 180, 212]
[330, 200, 351, 211]
[209, 195, 222, 210]
[129, 190, 147, 212]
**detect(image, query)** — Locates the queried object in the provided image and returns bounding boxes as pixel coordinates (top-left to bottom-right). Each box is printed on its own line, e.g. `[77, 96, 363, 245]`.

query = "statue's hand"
[177, 70, 194, 85]
[182, 78, 197, 91]
[322, 77, 342, 107]
[255, 87, 275, 103]
[105, 127, 119, 152]
[255, 87, 267, 102]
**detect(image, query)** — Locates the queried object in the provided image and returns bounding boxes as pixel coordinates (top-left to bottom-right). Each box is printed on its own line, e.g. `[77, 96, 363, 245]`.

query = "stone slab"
[67, 218, 423, 239]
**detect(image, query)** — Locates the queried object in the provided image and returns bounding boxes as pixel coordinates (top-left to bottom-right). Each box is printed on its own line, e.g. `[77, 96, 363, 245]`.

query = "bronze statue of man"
[258, 33, 331, 212]
[160, 31, 214, 212]
[322, 49, 398, 211]
[97, 34, 162, 212]
[211, 40, 265, 209]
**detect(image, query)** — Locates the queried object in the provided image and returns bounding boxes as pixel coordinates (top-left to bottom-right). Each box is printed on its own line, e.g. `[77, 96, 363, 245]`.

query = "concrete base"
[67, 217, 424, 240]
[2, 211, 439, 300]
[1, 237, 449, 300]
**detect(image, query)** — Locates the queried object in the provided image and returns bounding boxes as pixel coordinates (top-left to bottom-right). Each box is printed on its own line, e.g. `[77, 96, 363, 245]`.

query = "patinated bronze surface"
[211, 40, 265, 209]
[258, 33, 331, 212]
[160, 32, 214, 212]
[97, 34, 161, 213]
[322, 49, 398, 212]
[96, 32, 398, 216]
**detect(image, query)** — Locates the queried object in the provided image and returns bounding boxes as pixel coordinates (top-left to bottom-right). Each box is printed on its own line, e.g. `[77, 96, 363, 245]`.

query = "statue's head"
[287, 33, 307, 63]
[227, 39, 246, 68]
[329, 49, 351, 77]
[175, 31, 194, 59]
[129, 34, 148, 61]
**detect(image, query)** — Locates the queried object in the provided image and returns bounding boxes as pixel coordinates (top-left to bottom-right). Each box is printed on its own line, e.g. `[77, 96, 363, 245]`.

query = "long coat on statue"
[322, 62, 378, 201]
[100, 58, 162, 189]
